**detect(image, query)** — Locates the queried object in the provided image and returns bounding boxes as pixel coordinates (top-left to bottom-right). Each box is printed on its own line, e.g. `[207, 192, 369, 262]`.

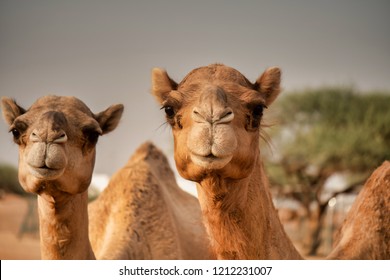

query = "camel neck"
[196, 159, 302, 259]
[37, 189, 95, 259]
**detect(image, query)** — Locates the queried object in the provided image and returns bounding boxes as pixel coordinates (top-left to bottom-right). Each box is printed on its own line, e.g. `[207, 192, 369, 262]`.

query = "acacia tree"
[263, 87, 390, 255]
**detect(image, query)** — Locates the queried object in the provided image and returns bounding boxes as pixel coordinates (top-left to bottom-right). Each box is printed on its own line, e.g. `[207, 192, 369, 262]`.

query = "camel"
[88, 141, 211, 259]
[1, 95, 210, 259]
[151, 63, 303, 259]
[327, 161, 390, 260]
[152, 64, 390, 260]
[1, 96, 122, 259]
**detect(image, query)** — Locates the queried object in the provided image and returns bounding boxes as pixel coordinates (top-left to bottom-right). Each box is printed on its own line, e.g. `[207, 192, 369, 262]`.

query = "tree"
[263, 87, 390, 255]
[0, 164, 27, 196]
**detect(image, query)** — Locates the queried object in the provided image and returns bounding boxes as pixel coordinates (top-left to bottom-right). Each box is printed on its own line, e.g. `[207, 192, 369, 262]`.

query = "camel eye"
[245, 104, 266, 131]
[9, 121, 27, 143]
[252, 105, 264, 119]
[87, 131, 100, 145]
[11, 128, 21, 139]
[163, 106, 175, 118]
[86, 131, 100, 145]
[83, 127, 101, 146]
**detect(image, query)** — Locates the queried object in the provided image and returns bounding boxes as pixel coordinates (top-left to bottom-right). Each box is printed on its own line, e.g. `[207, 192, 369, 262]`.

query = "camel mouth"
[205, 154, 218, 159]
[28, 165, 65, 180]
[190, 153, 233, 169]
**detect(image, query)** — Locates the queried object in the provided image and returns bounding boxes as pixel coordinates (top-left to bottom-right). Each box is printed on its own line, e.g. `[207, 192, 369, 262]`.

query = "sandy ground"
[0, 194, 41, 259]
[0, 193, 323, 260]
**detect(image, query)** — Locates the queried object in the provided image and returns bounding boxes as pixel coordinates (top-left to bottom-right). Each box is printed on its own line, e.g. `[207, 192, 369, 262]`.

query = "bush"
[0, 164, 28, 196]
[271, 87, 390, 173]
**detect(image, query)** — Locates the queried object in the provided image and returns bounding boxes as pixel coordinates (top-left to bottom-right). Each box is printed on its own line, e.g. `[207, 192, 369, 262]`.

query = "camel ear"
[254, 67, 282, 106]
[1, 97, 26, 126]
[151, 68, 178, 104]
[95, 104, 124, 135]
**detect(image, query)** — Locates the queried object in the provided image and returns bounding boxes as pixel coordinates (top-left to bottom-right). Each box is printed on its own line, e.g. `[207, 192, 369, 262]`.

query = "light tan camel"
[327, 161, 390, 260]
[152, 63, 303, 259]
[88, 141, 211, 259]
[1, 96, 210, 259]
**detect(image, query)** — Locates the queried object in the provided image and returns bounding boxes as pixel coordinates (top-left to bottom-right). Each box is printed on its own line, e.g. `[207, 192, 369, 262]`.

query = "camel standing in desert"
[152, 63, 302, 259]
[1, 95, 210, 259]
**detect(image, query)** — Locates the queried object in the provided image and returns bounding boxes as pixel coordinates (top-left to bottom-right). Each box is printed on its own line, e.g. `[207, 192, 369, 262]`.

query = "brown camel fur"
[88, 141, 211, 259]
[1, 96, 210, 259]
[327, 161, 390, 259]
[151, 63, 302, 259]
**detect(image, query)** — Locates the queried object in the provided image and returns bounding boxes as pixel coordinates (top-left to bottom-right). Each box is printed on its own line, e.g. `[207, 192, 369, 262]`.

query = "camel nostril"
[217, 109, 234, 124]
[193, 109, 203, 117]
[192, 108, 208, 123]
[30, 130, 42, 142]
[53, 132, 68, 144]
[223, 111, 232, 118]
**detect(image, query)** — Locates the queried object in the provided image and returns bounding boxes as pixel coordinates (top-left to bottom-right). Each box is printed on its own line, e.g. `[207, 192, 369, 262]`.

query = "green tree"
[0, 163, 28, 196]
[264, 87, 390, 255]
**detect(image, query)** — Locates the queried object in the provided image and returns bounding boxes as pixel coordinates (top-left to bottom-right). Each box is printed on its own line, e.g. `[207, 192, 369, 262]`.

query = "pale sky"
[1, 0, 389, 177]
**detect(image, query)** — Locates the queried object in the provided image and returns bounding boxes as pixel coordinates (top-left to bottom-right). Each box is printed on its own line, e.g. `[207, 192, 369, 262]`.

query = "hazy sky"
[1, 0, 389, 177]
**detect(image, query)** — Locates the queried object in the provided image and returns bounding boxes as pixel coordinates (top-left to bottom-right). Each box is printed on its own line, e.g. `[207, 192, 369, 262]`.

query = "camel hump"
[376, 160, 390, 177]
[129, 141, 167, 164]
[126, 141, 178, 186]
[327, 160, 390, 260]
[366, 160, 390, 194]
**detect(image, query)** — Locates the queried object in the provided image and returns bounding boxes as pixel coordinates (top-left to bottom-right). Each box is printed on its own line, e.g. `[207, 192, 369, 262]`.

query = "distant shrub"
[0, 164, 28, 196]
[271, 87, 390, 172]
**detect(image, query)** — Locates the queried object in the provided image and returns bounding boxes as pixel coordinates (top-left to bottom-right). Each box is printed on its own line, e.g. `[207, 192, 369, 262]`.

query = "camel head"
[152, 64, 281, 182]
[1, 96, 123, 197]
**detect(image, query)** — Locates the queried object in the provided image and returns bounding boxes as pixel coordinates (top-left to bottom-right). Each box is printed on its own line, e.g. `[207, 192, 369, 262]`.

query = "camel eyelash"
[161, 105, 176, 118]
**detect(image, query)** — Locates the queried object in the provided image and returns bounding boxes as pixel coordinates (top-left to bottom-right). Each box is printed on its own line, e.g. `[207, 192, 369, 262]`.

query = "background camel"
[152, 63, 302, 259]
[88, 141, 211, 259]
[1, 96, 210, 259]
[327, 161, 390, 259]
